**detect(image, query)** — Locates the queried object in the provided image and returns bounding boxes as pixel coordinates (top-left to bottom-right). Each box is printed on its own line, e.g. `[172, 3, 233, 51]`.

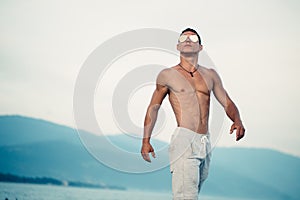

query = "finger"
[237, 133, 243, 141]
[151, 151, 156, 158]
[237, 128, 245, 141]
[142, 153, 151, 162]
[235, 127, 242, 141]
[230, 124, 236, 134]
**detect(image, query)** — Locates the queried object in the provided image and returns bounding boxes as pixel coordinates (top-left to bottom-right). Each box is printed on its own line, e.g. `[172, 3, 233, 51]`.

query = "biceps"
[213, 84, 228, 107]
[149, 86, 168, 105]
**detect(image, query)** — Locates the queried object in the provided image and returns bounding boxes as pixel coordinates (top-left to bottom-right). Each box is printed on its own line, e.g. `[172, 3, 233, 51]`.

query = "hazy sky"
[1, 0, 299, 156]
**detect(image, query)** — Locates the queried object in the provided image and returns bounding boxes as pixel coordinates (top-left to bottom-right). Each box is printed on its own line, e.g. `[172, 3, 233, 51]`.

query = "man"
[141, 28, 245, 200]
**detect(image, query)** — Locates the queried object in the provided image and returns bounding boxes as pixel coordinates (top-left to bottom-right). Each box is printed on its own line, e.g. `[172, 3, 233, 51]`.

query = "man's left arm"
[210, 69, 245, 141]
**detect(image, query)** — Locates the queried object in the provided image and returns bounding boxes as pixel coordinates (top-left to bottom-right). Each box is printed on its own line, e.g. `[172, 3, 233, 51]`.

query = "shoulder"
[157, 67, 176, 79]
[199, 66, 221, 80]
[199, 66, 217, 75]
[156, 67, 176, 86]
[158, 67, 174, 75]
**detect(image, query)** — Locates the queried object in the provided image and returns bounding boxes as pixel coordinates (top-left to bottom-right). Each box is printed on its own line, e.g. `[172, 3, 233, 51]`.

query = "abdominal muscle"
[169, 90, 210, 134]
[161, 67, 212, 134]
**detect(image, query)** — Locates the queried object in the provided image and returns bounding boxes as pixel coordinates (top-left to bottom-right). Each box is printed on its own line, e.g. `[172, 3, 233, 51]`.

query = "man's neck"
[179, 54, 199, 71]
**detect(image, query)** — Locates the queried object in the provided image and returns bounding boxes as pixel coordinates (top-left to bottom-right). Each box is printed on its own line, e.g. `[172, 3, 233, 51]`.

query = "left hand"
[230, 120, 245, 141]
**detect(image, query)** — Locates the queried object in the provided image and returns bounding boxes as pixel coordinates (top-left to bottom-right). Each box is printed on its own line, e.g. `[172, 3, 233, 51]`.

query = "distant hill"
[0, 115, 299, 200]
[0, 172, 125, 190]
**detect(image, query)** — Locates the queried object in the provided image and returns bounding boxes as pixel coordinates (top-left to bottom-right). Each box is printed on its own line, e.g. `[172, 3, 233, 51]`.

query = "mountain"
[0, 115, 300, 199]
[0, 115, 171, 190]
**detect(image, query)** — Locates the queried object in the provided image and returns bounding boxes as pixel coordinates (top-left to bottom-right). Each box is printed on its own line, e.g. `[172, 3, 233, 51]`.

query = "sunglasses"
[178, 34, 199, 43]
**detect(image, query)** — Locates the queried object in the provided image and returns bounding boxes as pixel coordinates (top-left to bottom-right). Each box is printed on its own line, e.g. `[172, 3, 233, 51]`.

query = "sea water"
[0, 182, 250, 200]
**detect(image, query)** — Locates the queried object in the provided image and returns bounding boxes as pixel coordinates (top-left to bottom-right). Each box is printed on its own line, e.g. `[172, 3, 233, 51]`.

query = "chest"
[168, 70, 212, 95]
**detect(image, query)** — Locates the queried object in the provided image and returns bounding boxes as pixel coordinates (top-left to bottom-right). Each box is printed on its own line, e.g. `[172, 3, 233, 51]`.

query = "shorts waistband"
[173, 127, 210, 146]
[174, 127, 209, 140]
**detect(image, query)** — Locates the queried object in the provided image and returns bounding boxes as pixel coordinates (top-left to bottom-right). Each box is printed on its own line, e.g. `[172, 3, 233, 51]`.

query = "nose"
[185, 36, 192, 43]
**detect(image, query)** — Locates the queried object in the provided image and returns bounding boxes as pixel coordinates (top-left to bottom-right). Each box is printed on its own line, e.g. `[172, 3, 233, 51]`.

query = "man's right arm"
[141, 83, 168, 162]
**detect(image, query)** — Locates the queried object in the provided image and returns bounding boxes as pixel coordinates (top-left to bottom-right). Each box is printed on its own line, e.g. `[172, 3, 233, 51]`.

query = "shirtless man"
[141, 28, 245, 200]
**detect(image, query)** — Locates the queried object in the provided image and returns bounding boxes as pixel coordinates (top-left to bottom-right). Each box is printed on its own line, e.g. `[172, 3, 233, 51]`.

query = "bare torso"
[141, 30, 245, 163]
[159, 65, 214, 134]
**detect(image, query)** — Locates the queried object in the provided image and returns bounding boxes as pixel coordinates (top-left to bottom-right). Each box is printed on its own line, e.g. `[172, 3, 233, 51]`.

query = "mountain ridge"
[0, 115, 299, 199]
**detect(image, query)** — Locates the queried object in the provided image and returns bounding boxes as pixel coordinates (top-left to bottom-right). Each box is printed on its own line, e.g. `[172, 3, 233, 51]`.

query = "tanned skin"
[141, 31, 245, 162]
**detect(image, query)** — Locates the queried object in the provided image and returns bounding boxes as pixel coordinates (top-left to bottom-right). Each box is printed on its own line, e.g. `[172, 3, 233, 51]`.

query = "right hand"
[141, 142, 156, 162]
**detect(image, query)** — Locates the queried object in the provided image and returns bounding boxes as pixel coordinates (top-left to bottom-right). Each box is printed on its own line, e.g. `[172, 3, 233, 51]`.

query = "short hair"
[181, 28, 201, 45]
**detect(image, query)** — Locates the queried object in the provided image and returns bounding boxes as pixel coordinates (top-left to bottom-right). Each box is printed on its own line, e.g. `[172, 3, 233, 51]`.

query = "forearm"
[225, 101, 242, 123]
[225, 99, 245, 141]
[143, 104, 160, 144]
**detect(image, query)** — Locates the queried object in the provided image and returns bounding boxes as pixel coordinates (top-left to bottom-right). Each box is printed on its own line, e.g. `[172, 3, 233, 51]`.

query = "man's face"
[177, 31, 202, 54]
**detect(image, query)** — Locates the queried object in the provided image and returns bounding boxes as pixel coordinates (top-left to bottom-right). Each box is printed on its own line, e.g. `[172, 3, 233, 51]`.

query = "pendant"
[190, 72, 194, 77]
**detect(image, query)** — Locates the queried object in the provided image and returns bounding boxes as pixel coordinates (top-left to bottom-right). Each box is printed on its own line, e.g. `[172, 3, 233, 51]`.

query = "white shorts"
[169, 127, 212, 200]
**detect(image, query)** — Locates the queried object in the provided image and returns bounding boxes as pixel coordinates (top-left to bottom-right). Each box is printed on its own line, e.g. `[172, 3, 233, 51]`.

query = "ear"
[198, 44, 203, 52]
[176, 43, 180, 51]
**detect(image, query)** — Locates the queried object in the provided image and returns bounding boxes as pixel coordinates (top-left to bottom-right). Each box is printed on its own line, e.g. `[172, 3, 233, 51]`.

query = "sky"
[1, 0, 300, 156]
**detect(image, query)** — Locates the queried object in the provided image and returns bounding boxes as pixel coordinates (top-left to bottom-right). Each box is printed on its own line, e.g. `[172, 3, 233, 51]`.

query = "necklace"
[178, 63, 199, 77]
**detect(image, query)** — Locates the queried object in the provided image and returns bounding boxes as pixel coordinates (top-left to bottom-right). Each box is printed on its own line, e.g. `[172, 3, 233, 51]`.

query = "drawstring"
[200, 135, 209, 144]
[200, 135, 209, 157]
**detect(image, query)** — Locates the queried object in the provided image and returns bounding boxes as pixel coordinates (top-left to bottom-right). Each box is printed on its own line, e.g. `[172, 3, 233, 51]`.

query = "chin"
[181, 50, 197, 54]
